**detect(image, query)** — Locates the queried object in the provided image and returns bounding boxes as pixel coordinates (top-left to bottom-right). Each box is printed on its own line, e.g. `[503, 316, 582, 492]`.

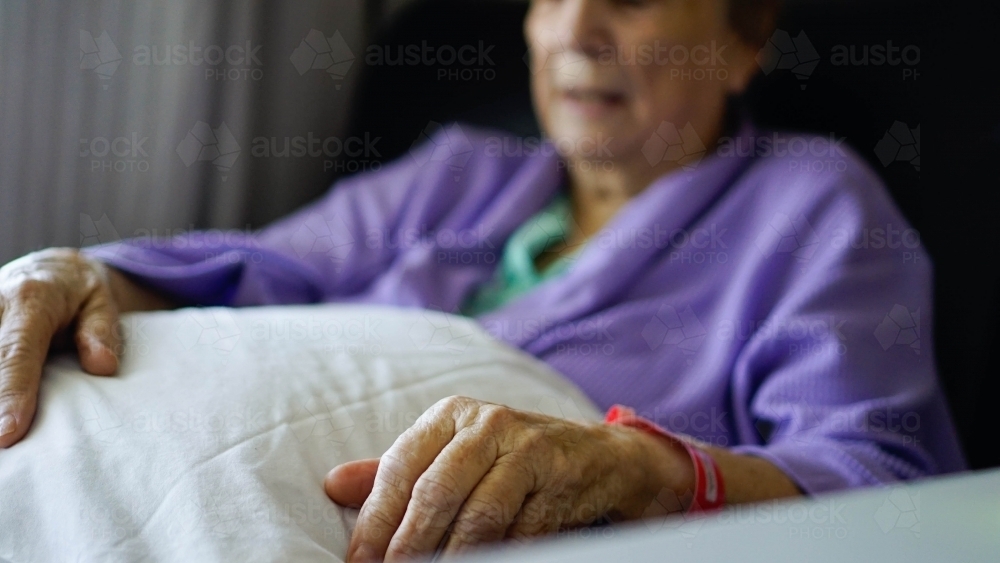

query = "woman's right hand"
[0, 248, 166, 448]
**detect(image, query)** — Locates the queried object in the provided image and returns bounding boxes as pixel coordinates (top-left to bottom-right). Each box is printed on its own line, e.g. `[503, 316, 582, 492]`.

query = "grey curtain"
[0, 0, 399, 264]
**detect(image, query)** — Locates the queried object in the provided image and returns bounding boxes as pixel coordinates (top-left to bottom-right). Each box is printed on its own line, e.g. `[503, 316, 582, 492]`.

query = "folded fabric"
[0, 305, 600, 563]
[87, 122, 966, 493]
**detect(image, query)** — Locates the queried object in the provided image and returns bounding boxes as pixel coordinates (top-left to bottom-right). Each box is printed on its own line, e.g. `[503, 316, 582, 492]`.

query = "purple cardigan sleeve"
[84, 140, 440, 307]
[726, 161, 965, 492]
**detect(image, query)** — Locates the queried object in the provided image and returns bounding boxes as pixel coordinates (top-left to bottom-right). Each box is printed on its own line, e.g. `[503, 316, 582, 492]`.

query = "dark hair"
[728, 0, 782, 47]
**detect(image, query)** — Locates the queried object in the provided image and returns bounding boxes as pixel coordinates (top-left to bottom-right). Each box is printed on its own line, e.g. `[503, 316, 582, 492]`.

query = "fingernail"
[87, 334, 113, 356]
[0, 413, 16, 437]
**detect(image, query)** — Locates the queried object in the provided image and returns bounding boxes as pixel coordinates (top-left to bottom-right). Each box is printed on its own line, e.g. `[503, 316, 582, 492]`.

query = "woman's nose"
[535, 0, 613, 60]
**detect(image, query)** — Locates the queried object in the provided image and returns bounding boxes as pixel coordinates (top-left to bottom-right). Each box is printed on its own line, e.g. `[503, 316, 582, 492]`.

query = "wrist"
[602, 405, 726, 514]
[103, 265, 173, 313]
[602, 423, 696, 520]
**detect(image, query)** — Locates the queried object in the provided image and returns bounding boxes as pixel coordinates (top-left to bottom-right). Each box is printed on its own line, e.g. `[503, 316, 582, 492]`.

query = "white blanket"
[0, 305, 601, 562]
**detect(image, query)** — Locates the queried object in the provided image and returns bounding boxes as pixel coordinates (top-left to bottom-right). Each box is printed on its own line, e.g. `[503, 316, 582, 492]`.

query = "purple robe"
[86, 122, 966, 493]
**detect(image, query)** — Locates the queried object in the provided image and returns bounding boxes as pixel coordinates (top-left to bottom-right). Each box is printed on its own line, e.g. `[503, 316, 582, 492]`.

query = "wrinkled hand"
[325, 396, 694, 562]
[0, 248, 122, 446]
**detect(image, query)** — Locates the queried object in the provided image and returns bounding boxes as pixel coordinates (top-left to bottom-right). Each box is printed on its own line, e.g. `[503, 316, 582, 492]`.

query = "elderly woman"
[0, 0, 962, 560]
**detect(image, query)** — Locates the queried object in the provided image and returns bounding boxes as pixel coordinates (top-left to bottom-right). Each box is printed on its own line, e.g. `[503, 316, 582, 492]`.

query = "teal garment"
[462, 195, 580, 316]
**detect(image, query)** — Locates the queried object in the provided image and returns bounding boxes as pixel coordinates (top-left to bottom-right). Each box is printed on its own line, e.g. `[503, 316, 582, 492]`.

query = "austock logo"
[830, 41, 921, 80]
[407, 310, 476, 360]
[366, 40, 496, 82]
[290, 29, 355, 89]
[874, 304, 920, 354]
[80, 30, 123, 89]
[176, 121, 241, 180]
[874, 488, 920, 536]
[758, 401, 921, 449]
[523, 29, 587, 77]
[78, 395, 125, 446]
[250, 132, 382, 174]
[288, 213, 356, 272]
[641, 304, 708, 363]
[186, 490, 243, 539]
[174, 309, 242, 354]
[642, 487, 706, 545]
[755, 213, 820, 264]
[290, 397, 356, 453]
[409, 122, 475, 180]
[874, 121, 920, 172]
[80, 213, 122, 247]
[535, 396, 589, 445]
[81, 30, 264, 85]
[759, 31, 920, 88]
[757, 30, 820, 89]
[642, 122, 707, 170]
[132, 39, 264, 81]
[79, 132, 150, 173]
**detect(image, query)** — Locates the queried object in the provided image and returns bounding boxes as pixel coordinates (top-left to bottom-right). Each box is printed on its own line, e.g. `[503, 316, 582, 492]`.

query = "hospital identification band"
[604, 404, 725, 513]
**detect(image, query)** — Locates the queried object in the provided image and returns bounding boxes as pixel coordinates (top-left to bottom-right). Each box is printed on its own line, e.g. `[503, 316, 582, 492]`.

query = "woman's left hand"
[324, 395, 695, 562]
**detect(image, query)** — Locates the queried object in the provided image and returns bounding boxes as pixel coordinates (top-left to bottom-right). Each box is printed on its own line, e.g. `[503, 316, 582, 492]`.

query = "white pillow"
[0, 305, 601, 563]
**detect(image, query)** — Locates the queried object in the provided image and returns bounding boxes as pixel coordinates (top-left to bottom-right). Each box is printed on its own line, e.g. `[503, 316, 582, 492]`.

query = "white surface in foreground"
[459, 468, 1000, 563]
[0, 305, 601, 563]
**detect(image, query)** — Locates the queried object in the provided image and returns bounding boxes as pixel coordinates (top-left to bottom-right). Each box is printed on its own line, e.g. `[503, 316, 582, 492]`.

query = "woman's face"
[525, 0, 760, 163]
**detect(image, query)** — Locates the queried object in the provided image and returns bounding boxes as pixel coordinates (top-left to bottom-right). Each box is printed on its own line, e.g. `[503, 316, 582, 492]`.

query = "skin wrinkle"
[360, 397, 704, 558]
[444, 479, 522, 551]
[403, 424, 499, 539]
[0, 251, 121, 400]
[456, 491, 509, 532]
[411, 468, 468, 516]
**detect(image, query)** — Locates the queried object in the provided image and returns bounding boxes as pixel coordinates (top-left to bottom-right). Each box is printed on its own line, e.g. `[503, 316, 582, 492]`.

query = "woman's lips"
[558, 87, 626, 118]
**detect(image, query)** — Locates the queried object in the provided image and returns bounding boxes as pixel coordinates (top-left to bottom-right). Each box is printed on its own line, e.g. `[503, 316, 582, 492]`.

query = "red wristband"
[604, 404, 725, 513]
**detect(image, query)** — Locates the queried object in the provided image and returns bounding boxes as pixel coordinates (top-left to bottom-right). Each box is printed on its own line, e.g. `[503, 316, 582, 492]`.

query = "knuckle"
[409, 505, 453, 536]
[385, 540, 423, 561]
[359, 504, 397, 533]
[12, 278, 54, 302]
[0, 248, 96, 300]
[34, 247, 79, 260]
[456, 496, 508, 532]
[479, 405, 511, 429]
[411, 471, 463, 514]
[0, 334, 37, 368]
[511, 502, 558, 537]
[437, 395, 468, 412]
[375, 453, 417, 496]
[448, 525, 494, 548]
[0, 388, 33, 407]
[519, 426, 549, 453]
[80, 314, 119, 340]
[499, 450, 538, 482]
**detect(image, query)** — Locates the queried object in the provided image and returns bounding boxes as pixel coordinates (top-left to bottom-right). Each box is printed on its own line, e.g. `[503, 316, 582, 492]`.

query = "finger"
[441, 456, 534, 555]
[0, 302, 55, 447]
[505, 493, 563, 540]
[507, 484, 612, 541]
[383, 427, 500, 561]
[347, 402, 461, 563]
[74, 287, 120, 376]
[326, 458, 380, 507]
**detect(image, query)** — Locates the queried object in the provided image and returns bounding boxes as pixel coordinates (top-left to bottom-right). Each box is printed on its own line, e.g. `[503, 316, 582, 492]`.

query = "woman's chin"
[551, 103, 620, 131]
[546, 120, 632, 161]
